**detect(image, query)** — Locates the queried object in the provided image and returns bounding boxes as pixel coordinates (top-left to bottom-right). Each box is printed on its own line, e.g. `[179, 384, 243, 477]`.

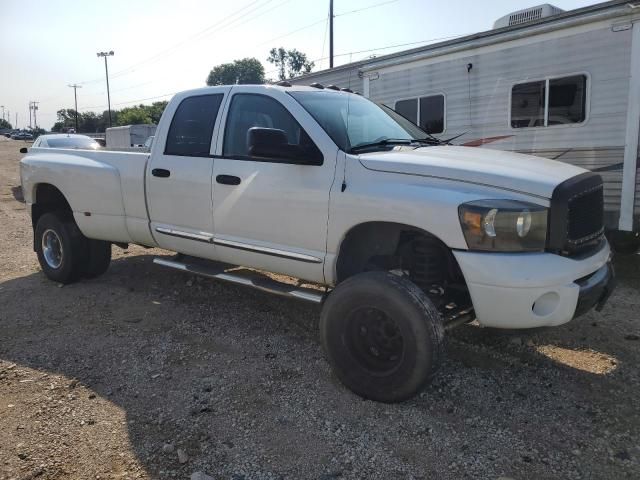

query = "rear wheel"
[83, 240, 111, 278]
[35, 212, 87, 284]
[320, 271, 445, 403]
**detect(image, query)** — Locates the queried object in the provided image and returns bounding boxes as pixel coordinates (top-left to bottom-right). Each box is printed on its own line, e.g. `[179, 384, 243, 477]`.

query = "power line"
[46, 0, 399, 108]
[79, 0, 276, 85]
[319, 5, 330, 71]
[79, 91, 179, 111]
[334, 0, 398, 17]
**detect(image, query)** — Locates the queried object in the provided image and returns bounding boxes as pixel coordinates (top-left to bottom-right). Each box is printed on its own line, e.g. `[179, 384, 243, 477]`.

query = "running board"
[153, 256, 325, 304]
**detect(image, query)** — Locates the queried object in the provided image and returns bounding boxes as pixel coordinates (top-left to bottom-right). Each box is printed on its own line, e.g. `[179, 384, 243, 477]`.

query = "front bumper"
[453, 241, 614, 329]
[573, 261, 615, 319]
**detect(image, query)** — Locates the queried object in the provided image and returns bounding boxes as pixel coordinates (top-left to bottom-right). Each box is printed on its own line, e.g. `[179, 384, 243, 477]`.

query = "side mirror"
[247, 127, 307, 163]
[19, 147, 28, 154]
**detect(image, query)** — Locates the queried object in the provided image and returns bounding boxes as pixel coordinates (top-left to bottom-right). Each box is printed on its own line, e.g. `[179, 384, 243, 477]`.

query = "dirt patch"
[0, 137, 638, 479]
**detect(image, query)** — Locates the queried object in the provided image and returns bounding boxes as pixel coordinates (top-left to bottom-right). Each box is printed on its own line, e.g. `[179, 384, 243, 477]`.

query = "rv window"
[394, 99, 418, 123]
[548, 75, 586, 125]
[165, 94, 223, 157]
[511, 81, 546, 128]
[511, 75, 587, 128]
[419, 95, 445, 134]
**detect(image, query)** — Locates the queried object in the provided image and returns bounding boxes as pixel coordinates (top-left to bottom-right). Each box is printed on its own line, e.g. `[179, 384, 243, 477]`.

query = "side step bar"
[153, 256, 326, 304]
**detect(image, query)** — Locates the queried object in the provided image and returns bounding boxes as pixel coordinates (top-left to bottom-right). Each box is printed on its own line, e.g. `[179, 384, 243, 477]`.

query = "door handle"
[216, 175, 241, 185]
[152, 168, 171, 178]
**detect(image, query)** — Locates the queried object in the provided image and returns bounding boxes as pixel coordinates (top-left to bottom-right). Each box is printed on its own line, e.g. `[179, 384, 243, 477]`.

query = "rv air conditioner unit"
[493, 4, 564, 29]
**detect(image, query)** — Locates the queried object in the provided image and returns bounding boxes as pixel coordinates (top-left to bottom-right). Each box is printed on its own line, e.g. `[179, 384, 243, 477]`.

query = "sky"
[0, 0, 600, 129]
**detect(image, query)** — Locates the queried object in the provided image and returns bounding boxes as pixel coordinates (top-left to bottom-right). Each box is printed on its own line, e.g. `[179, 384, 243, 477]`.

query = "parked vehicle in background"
[288, 0, 640, 253]
[11, 131, 34, 140]
[31, 134, 101, 150]
[20, 85, 614, 402]
[106, 124, 156, 148]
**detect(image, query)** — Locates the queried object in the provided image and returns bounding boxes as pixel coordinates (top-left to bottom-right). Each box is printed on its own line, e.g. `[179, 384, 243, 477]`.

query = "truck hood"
[358, 145, 587, 198]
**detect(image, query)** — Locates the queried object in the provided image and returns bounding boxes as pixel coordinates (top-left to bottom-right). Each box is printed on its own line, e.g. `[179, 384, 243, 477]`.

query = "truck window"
[223, 93, 320, 162]
[511, 74, 587, 128]
[165, 94, 223, 157]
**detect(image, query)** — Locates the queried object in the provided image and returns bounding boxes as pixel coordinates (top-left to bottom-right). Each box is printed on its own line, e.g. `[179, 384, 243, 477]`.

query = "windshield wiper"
[414, 132, 468, 146]
[349, 138, 413, 153]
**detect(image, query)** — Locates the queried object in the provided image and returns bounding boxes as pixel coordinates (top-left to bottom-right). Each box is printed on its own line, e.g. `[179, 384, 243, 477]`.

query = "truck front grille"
[566, 184, 604, 246]
[548, 173, 605, 256]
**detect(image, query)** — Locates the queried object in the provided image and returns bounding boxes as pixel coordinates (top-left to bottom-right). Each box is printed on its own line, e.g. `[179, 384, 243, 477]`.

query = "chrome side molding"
[155, 227, 213, 243]
[154, 229, 323, 264]
[212, 237, 323, 264]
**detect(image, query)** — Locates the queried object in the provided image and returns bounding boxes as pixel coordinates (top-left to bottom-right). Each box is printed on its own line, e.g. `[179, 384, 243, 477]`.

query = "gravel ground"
[0, 136, 639, 480]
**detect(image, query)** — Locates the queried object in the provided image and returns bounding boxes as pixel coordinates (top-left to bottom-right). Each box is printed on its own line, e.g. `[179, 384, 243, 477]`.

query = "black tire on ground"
[320, 271, 445, 403]
[608, 230, 640, 255]
[83, 240, 111, 278]
[34, 212, 88, 284]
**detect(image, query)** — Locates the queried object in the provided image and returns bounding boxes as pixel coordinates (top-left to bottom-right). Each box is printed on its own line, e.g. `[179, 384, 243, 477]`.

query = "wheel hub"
[347, 307, 404, 374]
[42, 229, 63, 269]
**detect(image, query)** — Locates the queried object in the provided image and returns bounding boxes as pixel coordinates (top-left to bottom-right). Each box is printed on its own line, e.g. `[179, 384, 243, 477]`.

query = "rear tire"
[83, 240, 111, 278]
[35, 212, 87, 284]
[320, 271, 445, 403]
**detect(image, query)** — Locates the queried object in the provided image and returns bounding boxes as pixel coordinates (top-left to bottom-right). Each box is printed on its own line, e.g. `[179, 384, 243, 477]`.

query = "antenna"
[342, 68, 354, 192]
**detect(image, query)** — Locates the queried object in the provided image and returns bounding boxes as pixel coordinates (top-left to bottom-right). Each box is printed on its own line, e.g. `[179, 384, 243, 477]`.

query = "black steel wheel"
[320, 271, 445, 403]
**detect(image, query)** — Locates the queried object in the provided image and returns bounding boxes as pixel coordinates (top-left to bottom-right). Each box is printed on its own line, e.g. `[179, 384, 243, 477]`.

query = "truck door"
[146, 89, 229, 258]
[210, 88, 338, 283]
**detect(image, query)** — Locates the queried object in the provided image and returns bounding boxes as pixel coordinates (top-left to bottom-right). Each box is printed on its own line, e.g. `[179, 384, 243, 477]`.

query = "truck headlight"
[458, 200, 547, 252]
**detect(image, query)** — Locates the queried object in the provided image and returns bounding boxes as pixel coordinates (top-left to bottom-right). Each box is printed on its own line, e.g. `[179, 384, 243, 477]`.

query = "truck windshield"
[289, 90, 427, 153]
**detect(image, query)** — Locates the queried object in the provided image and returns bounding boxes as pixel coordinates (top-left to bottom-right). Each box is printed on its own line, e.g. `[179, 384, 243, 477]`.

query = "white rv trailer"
[288, 0, 640, 246]
[105, 124, 156, 148]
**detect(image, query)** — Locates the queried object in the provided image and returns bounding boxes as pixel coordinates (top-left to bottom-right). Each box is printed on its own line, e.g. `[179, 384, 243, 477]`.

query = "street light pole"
[32, 101, 38, 130]
[97, 51, 114, 127]
[68, 84, 82, 132]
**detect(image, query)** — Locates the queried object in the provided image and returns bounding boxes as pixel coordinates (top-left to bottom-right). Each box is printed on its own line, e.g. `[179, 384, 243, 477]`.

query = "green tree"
[0, 119, 12, 129]
[116, 106, 152, 126]
[206, 58, 265, 86]
[267, 47, 314, 80]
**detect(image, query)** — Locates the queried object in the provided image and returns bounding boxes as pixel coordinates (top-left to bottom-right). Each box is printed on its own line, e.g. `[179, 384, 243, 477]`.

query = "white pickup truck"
[20, 84, 614, 402]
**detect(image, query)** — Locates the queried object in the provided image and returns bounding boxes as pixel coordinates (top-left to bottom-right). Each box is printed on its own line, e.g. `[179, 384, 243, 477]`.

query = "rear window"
[165, 94, 223, 157]
[47, 137, 100, 149]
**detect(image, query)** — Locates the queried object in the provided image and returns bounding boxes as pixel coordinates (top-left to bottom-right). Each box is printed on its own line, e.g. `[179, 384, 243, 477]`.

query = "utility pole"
[329, 0, 334, 68]
[68, 84, 82, 132]
[15, 113, 18, 129]
[97, 51, 114, 127]
[29, 101, 39, 130]
[1, 105, 4, 122]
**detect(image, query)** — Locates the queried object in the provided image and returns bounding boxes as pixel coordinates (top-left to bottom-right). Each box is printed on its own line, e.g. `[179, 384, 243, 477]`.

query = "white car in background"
[31, 134, 101, 150]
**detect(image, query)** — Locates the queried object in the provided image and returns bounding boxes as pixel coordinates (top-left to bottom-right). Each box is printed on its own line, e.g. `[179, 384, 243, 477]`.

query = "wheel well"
[335, 222, 471, 314]
[31, 184, 72, 250]
[31, 184, 72, 225]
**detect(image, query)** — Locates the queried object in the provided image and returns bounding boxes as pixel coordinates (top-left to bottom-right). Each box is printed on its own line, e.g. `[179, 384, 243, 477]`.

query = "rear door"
[210, 87, 338, 282]
[146, 88, 229, 258]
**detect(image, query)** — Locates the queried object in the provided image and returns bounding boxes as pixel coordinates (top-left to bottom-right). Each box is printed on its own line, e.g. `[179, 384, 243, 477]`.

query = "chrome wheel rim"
[42, 229, 63, 269]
